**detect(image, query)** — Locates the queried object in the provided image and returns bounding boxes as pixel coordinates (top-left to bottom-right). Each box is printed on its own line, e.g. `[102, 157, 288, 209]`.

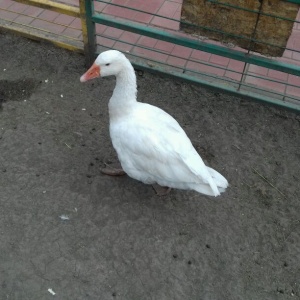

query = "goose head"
[80, 50, 128, 82]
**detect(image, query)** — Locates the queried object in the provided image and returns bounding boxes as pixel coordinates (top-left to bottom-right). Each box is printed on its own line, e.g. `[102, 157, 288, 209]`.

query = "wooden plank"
[0, 18, 83, 52]
[13, 0, 80, 17]
[79, 0, 96, 66]
[180, 0, 299, 57]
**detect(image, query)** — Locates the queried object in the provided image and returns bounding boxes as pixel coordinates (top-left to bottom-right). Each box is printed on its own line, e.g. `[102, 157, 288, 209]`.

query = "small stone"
[48, 288, 55, 295]
[59, 215, 70, 221]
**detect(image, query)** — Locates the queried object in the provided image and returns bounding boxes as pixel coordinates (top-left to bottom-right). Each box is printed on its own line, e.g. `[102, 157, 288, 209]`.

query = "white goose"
[80, 50, 228, 196]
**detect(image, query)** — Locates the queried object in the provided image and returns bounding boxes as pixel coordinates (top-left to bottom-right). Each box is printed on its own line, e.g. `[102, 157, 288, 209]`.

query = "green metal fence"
[4, 0, 297, 112]
[80, 0, 300, 112]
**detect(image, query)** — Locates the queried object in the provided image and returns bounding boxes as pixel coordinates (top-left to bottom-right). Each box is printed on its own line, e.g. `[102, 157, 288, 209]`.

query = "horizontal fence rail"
[13, 0, 79, 17]
[0, 0, 83, 52]
[91, 13, 300, 76]
[1, 0, 300, 112]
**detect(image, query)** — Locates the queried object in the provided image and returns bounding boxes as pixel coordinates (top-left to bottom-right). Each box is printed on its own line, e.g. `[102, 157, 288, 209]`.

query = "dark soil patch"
[0, 79, 40, 110]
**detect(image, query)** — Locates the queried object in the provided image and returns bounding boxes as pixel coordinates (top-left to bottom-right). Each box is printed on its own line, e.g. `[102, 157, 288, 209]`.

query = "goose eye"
[105, 63, 110, 66]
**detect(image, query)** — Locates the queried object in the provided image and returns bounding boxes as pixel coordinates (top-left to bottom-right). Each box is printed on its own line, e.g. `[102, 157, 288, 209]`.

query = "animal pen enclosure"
[0, 0, 300, 111]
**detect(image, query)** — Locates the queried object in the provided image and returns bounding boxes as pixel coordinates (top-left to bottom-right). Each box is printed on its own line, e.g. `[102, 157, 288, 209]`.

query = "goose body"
[80, 50, 228, 196]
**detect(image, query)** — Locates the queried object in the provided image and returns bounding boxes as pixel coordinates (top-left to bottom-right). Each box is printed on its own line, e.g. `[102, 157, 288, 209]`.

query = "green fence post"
[80, 0, 96, 66]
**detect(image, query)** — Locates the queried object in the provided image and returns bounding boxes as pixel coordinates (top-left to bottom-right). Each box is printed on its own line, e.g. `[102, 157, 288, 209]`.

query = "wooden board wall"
[180, 0, 299, 56]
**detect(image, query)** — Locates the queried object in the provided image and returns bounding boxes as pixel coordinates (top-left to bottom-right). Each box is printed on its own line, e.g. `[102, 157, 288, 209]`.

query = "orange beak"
[80, 63, 101, 82]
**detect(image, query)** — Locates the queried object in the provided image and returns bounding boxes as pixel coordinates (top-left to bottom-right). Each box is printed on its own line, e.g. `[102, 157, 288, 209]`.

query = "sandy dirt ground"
[0, 33, 300, 300]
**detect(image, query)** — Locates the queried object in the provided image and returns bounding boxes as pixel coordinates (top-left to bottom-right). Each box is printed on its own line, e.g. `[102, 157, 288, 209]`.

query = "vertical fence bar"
[79, 0, 96, 66]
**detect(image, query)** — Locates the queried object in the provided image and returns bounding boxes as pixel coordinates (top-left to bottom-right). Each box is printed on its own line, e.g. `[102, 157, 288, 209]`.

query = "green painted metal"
[93, 5, 297, 57]
[284, 0, 300, 4]
[95, 0, 298, 53]
[95, 33, 300, 92]
[92, 13, 300, 76]
[96, 41, 299, 101]
[129, 60, 300, 113]
[84, 0, 300, 112]
[180, 19, 297, 53]
[80, 0, 96, 66]
[96, 0, 300, 22]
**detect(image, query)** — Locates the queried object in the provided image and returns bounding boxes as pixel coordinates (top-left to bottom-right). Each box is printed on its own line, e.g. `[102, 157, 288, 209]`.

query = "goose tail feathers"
[192, 167, 228, 197]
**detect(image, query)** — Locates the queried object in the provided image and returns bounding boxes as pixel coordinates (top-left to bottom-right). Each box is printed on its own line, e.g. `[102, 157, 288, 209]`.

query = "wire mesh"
[1, 0, 300, 110]
[92, 0, 300, 109]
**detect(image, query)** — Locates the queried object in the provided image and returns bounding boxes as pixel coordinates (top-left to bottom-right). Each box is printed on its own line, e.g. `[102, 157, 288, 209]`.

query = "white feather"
[82, 50, 228, 196]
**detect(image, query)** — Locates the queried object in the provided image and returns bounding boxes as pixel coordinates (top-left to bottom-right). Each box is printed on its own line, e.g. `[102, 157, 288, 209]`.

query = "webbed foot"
[100, 163, 126, 176]
[152, 184, 171, 196]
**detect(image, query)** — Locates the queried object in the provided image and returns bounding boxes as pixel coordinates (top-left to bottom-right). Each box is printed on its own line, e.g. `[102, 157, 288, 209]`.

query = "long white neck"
[108, 60, 137, 119]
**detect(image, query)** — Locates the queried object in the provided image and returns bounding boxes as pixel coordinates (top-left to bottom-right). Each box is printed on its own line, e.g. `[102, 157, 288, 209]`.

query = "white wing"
[110, 103, 227, 196]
